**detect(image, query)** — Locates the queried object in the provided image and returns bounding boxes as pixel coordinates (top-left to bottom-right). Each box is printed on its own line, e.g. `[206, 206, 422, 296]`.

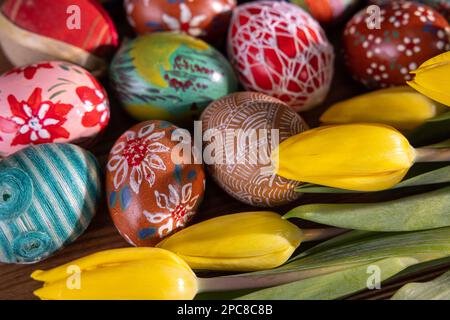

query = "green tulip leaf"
[237, 257, 417, 300]
[285, 186, 450, 232]
[425, 139, 450, 149]
[220, 227, 450, 285]
[393, 256, 450, 280]
[200, 229, 450, 300]
[289, 230, 376, 261]
[408, 110, 450, 147]
[391, 269, 450, 300]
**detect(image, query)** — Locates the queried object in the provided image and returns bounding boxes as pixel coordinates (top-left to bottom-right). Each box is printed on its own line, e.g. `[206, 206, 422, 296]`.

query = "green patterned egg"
[110, 32, 237, 124]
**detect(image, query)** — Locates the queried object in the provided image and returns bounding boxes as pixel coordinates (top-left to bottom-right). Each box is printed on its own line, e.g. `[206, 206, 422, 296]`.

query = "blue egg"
[0, 144, 101, 264]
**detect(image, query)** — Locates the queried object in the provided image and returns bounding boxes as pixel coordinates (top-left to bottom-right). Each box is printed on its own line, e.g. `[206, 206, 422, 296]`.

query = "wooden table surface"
[0, 2, 449, 300]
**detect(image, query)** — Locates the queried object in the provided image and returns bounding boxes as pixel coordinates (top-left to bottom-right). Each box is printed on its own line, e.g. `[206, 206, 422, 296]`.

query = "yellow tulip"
[157, 211, 303, 272]
[272, 124, 416, 191]
[320, 86, 445, 130]
[31, 248, 198, 300]
[408, 51, 450, 107]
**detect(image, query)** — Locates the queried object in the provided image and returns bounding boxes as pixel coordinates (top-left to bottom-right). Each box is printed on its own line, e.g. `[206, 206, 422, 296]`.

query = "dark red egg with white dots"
[227, 1, 334, 112]
[343, 1, 450, 88]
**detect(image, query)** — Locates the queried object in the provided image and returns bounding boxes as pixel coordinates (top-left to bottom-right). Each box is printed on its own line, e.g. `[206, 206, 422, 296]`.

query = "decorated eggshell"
[291, 0, 360, 24]
[0, 61, 110, 157]
[125, 0, 236, 45]
[343, 1, 450, 88]
[201, 92, 308, 207]
[227, 1, 335, 112]
[370, 0, 450, 21]
[110, 32, 237, 124]
[0, 0, 118, 74]
[106, 120, 206, 247]
[0, 143, 101, 264]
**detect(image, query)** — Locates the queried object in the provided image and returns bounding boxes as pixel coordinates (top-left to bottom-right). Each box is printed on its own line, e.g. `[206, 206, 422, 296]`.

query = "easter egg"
[0, 0, 118, 74]
[227, 1, 335, 112]
[200, 92, 308, 207]
[125, 0, 236, 44]
[291, 0, 360, 24]
[0, 61, 110, 157]
[0, 143, 101, 264]
[370, 0, 450, 21]
[106, 120, 206, 247]
[110, 32, 237, 124]
[343, 1, 450, 88]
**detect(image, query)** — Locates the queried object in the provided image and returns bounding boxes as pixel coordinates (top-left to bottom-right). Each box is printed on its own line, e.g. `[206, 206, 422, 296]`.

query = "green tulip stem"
[302, 227, 348, 242]
[196, 228, 348, 294]
[416, 147, 450, 162]
[197, 263, 358, 293]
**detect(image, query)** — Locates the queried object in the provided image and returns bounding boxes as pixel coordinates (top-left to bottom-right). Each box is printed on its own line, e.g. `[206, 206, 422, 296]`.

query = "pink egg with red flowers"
[0, 0, 118, 74]
[227, 1, 335, 112]
[343, 1, 450, 88]
[0, 61, 110, 157]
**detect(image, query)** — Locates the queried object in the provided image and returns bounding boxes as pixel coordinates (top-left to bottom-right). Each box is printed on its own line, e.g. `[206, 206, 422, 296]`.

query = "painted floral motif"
[366, 62, 389, 83]
[5, 63, 53, 80]
[362, 35, 383, 58]
[162, 3, 207, 36]
[76, 86, 109, 129]
[414, 6, 435, 23]
[144, 183, 199, 237]
[7, 88, 72, 146]
[397, 37, 421, 57]
[124, 0, 136, 27]
[107, 123, 170, 194]
[400, 62, 418, 81]
[436, 29, 450, 50]
[388, 10, 409, 28]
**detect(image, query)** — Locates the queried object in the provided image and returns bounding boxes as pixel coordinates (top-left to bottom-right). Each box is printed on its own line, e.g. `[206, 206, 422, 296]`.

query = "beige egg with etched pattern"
[200, 92, 308, 207]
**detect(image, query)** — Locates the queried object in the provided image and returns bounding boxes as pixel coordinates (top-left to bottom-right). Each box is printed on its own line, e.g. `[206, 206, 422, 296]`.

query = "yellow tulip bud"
[157, 211, 303, 272]
[272, 124, 416, 191]
[408, 51, 450, 107]
[31, 248, 198, 300]
[320, 86, 445, 130]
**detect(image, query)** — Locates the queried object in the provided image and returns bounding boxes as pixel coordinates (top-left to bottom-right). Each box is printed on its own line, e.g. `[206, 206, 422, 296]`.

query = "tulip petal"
[34, 258, 197, 300]
[157, 212, 303, 271]
[320, 86, 443, 130]
[407, 51, 450, 107]
[31, 248, 197, 300]
[272, 124, 415, 191]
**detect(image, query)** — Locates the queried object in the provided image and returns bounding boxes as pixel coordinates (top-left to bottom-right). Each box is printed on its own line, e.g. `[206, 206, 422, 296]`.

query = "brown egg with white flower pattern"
[343, 1, 450, 88]
[106, 120, 206, 247]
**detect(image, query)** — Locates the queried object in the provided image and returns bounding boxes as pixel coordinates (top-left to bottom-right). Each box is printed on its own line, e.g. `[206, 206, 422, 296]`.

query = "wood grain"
[0, 3, 448, 300]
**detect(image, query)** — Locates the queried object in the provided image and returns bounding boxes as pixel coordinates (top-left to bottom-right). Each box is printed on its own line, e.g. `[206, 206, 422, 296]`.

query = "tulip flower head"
[320, 86, 444, 130]
[157, 211, 304, 271]
[272, 124, 416, 191]
[408, 51, 450, 107]
[31, 248, 198, 300]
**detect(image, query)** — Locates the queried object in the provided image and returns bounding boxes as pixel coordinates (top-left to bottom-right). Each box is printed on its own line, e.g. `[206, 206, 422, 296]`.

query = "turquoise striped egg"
[0, 144, 101, 264]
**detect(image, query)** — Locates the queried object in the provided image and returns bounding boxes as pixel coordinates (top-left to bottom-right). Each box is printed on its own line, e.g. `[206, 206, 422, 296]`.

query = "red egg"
[0, 0, 118, 74]
[106, 120, 206, 247]
[227, 1, 335, 112]
[343, 1, 450, 88]
[370, 0, 450, 21]
[125, 0, 236, 44]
